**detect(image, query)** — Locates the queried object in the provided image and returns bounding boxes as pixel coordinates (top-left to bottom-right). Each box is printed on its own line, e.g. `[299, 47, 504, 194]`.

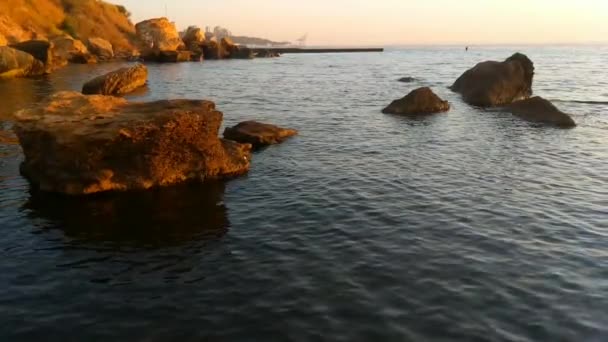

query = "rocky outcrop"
[382, 87, 450, 115]
[157, 50, 192, 63]
[135, 18, 185, 56]
[182, 26, 205, 49]
[51, 36, 95, 64]
[221, 37, 253, 59]
[9, 40, 55, 72]
[202, 38, 224, 60]
[0, 46, 46, 78]
[505, 97, 576, 128]
[82, 64, 148, 96]
[224, 121, 298, 147]
[87, 37, 114, 60]
[451, 53, 534, 107]
[13, 91, 252, 195]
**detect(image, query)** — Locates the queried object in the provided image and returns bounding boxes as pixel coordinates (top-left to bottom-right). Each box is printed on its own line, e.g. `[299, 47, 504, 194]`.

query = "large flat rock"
[13, 92, 251, 195]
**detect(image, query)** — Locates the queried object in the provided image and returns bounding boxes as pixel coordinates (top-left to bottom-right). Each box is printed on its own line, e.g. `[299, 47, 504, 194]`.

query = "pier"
[251, 47, 384, 54]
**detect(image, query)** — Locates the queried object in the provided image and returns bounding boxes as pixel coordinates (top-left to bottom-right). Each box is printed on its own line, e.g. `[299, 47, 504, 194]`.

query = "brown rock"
[13, 91, 252, 195]
[451, 53, 534, 107]
[182, 26, 205, 48]
[224, 121, 298, 147]
[157, 50, 192, 63]
[135, 18, 185, 55]
[382, 87, 450, 115]
[0, 46, 46, 78]
[221, 37, 253, 59]
[202, 37, 225, 60]
[505, 96, 576, 128]
[10, 40, 52, 63]
[51, 36, 94, 64]
[87, 37, 114, 60]
[82, 64, 148, 96]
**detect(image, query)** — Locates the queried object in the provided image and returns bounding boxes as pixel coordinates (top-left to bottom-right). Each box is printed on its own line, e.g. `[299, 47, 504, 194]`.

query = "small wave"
[552, 99, 608, 105]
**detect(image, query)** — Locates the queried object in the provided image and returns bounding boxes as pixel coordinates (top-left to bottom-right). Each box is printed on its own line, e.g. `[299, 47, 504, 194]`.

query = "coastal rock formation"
[451, 53, 534, 107]
[87, 37, 114, 60]
[157, 50, 192, 63]
[505, 97, 576, 128]
[182, 26, 205, 49]
[382, 87, 450, 115]
[135, 18, 185, 56]
[9, 40, 56, 72]
[51, 36, 95, 64]
[82, 64, 148, 96]
[202, 38, 223, 60]
[224, 121, 298, 147]
[13, 91, 252, 195]
[0, 46, 46, 78]
[221, 37, 253, 59]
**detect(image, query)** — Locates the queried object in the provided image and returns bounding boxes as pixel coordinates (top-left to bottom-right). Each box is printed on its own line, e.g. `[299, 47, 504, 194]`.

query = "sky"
[111, 0, 608, 46]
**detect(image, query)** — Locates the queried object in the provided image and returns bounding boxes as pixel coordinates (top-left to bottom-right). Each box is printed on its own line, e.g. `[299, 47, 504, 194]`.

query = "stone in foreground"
[382, 87, 450, 115]
[505, 97, 576, 128]
[224, 121, 298, 147]
[13, 92, 252, 195]
[82, 64, 148, 96]
[451, 53, 534, 107]
[0, 46, 46, 78]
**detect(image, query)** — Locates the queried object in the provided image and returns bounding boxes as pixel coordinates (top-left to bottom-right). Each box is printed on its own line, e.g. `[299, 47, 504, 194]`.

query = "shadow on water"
[21, 181, 230, 248]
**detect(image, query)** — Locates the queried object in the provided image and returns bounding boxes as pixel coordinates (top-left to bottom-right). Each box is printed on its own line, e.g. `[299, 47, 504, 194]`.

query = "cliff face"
[0, 0, 136, 53]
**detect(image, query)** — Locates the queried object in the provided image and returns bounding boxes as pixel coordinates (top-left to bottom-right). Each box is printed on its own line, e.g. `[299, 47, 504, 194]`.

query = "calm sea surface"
[0, 46, 607, 341]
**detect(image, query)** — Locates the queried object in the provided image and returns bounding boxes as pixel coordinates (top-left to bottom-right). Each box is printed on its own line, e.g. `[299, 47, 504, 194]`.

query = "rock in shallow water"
[398, 77, 416, 83]
[13, 92, 252, 195]
[505, 96, 576, 128]
[0, 46, 46, 78]
[382, 87, 450, 115]
[82, 64, 148, 96]
[224, 121, 298, 147]
[451, 53, 534, 107]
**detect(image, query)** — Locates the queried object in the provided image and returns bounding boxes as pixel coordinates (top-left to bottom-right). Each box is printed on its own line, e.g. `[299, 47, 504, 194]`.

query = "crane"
[296, 34, 308, 47]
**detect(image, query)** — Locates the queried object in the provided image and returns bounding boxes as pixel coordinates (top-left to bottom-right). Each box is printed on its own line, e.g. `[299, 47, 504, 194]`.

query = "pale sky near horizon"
[111, 0, 608, 45]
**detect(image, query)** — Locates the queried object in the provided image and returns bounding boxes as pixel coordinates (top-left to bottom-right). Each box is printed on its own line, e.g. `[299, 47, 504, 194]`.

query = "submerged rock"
[382, 87, 450, 115]
[398, 77, 416, 83]
[224, 121, 298, 147]
[0, 46, 46, 78]
[13, 92, 252, 195]
[505, 96, 576, 128]
[87, 37, 114, 60]
[82, 64, 148, 96]
[451, 53, 534, 107]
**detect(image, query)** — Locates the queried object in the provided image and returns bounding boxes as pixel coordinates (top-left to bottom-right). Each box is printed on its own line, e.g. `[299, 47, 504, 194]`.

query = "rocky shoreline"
[0, 17, 280, 79]
[0, 9, 578, 196]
